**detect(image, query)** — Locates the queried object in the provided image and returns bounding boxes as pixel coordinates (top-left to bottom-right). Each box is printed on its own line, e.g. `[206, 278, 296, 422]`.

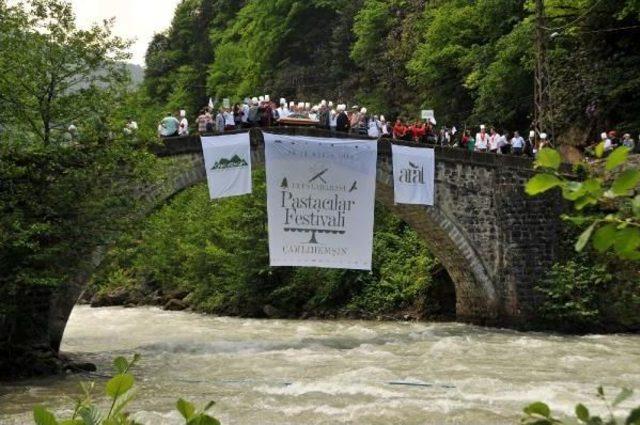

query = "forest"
[140, 0, 640, 144]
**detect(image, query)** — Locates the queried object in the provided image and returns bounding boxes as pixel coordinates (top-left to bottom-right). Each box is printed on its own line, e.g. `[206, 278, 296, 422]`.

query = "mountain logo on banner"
[211, 154, 249, 171]
[398, 161, 425, 185]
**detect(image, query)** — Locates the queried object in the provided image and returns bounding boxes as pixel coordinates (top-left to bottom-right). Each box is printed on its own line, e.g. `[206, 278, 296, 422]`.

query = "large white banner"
[264, 133, 377, 270]
[392, 144, 435, 206]
[201, 134, 252, 199]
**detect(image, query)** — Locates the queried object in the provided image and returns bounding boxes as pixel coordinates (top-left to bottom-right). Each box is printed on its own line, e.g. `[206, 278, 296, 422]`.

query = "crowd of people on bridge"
[155, 96, 640, 158]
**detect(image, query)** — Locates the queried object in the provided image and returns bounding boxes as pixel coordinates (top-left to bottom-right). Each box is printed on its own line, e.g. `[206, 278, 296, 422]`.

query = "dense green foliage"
[534, 256, 640, 332]
[91, 175, 453, 319]
[143, 0, 640, 140]
[526, 146, 640, 331]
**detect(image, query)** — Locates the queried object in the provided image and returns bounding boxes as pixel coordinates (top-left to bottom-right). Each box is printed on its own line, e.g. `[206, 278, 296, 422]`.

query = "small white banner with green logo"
[392, 144, 435, 205]
[201, 134, 252, 199]
[264, 133, 377, 270]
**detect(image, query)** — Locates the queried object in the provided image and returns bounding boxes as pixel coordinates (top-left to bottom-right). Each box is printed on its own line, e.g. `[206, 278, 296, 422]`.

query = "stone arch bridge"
[2, 127, 563, 376]
[153, 127, 562, 324]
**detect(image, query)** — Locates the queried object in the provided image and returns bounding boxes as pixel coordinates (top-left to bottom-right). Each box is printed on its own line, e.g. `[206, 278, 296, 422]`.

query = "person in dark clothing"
[336, 105, 350, 133]
[317, 101, 331, 130]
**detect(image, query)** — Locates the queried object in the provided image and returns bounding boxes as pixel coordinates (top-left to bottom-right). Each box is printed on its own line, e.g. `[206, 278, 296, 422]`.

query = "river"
[1, 305, 640, 424]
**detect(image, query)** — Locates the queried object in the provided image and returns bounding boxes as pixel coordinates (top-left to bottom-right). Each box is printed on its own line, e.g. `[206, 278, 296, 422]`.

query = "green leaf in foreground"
[576, 223, 596, 252]
[523, 401, 551, 418]
[627, 406, 640, 424]
[606, 146, 631, 171]
[536, 148, 562, 170]
[614, 228, 640, 258]
[526, 174, 562, 195]
[106, 373, 134, 399]
[33, 406, 59, 425]
[592, 223, 617, 253]
[177, 398, 196, 420]
[113, 356, 129, 374]
[187, 416, 222, 425]
[612, 169, 640, 196]
[575, 403, 590, 422]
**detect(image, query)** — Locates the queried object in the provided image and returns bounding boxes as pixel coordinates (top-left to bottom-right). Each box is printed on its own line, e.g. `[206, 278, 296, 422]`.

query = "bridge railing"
[152, 127, 535, 170]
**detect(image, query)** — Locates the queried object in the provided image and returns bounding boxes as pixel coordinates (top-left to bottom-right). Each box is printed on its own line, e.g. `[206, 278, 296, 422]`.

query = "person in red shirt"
[412, 121, 426, 142]
[393, 119, 407, 140]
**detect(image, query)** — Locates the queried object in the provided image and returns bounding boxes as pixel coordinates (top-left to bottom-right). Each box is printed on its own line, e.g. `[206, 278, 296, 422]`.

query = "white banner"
[201, 134, 252, 199]
[264, 133, 377, 270]
[392, 144, 435, 206]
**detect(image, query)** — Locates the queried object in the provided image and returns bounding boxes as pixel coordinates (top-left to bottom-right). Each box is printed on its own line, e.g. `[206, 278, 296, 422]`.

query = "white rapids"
[1, 305, 639, 424]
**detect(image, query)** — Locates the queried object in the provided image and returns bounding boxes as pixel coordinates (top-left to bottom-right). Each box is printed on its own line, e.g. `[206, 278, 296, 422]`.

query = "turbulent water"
[1, 306, 640, 424]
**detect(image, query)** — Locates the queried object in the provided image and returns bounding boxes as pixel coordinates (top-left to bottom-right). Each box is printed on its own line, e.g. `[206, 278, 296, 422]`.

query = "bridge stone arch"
[154, 127, 563, 325]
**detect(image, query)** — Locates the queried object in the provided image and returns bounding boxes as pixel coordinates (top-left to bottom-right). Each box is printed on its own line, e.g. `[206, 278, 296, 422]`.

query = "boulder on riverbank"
[164, 298, 188, 311]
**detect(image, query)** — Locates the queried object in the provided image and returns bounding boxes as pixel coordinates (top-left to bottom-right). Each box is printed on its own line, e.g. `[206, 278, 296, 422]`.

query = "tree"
[526, 146, 640, 260]
[0, 0, 130, 144]
[0, 0, 158, 377]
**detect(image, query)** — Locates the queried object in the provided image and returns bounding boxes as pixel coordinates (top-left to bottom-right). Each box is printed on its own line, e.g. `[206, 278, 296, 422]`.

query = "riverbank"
[83, 281, 455, 323]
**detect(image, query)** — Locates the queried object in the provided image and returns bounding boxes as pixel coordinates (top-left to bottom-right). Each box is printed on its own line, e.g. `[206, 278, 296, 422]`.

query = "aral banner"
[201, 133, 252, 199]
[264, 133, 377, 270]
[392, 144, 435, 206]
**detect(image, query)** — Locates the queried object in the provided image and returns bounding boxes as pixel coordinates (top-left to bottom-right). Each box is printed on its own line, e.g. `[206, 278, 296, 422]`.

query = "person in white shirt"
[489, 127, 500, 153]
[498, 131, 510, 155]
[277, 101, 290, 119]
[178, 110, 189, 136]
[380, 116, 390, 137]
[601, 131, 613, 152]
[223, 109, 235, 131]
[308, 106, 318, 121]
[511, 131, 525, 156]
[368, 115, 381, 139]
[329, 109, 338, 135]
[215, 109, 225, 133]
[241, 101, 250, 127]
[475, 125, 489, 152]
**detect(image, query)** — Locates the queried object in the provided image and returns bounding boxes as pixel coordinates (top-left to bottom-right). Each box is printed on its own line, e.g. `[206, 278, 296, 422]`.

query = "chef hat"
[289, 101, 295, 108]
[265, 95, 270, 102]
[360, 107, 367, 114]
[252, 97, 258, 103]
[305, 102, 311, 110]
[540, 133, 548, 140]
[180, 110, 186, 117]
[601, 132, 608, 140]
[480, 124, 486, 130]
[529, 130, 535, 138]
[298, 102, 305, 109]
[380, 115, 386, 122]
[280, 97, 286, 105]
[321, 100, 327, 106]
[259, 96, 265, 102]
[337, 104, 346, 111]
[328, 101, 334, 108]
